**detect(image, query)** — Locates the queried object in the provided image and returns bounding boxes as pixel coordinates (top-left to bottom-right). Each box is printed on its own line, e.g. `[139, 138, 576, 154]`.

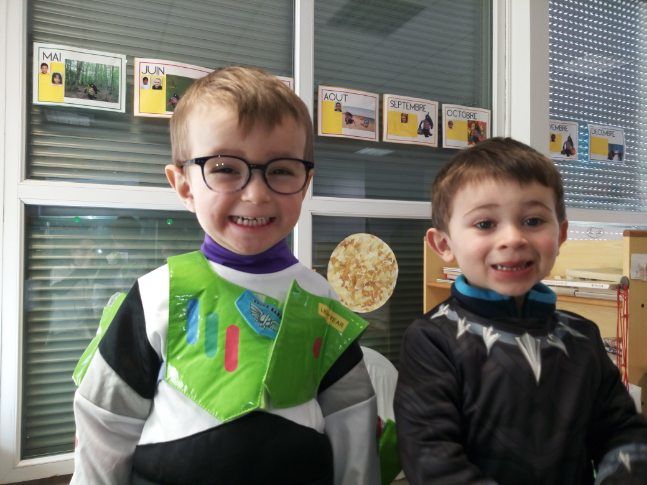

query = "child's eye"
[523, 217, 544, 227]
[268, 167, 296, 177]
[211, 166, 238, 175]
[474, 220, 494, 230]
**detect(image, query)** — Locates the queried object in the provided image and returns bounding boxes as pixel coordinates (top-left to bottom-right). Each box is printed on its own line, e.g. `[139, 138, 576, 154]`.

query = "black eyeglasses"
[183, 155, 314, 195]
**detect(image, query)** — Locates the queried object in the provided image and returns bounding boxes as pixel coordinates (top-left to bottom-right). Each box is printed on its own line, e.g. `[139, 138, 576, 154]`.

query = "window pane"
[549, 0, 647, 212]
[567, 220, 647, 241]
[22, 206, 203, 458]
[313, 0, 492, 200]
[27, 0, 294, 186]
[313, 215, 430, 364]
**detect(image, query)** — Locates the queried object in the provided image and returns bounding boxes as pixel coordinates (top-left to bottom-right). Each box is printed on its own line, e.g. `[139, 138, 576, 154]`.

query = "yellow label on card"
[139, 88, 166, 114]
[38, 61, 64, 102]
[446, 119, 467, 141]
[590, 136, 608, 156]
[321, 100, 343, 134]
[549, 133, 562, 153]
[387, 111, 418, 137]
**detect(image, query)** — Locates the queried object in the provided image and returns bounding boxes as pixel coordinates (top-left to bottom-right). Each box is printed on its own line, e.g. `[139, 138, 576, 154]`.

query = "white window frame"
[4, 0, 643, 481]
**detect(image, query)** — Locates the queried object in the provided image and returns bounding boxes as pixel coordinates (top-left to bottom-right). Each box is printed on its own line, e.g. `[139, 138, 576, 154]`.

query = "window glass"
[313, 0, 492, 200]
[312, 215, 430, 364]
[22, 206, 203, 458]
[549, 0, 647, 212]
[27, 0, 294, 185]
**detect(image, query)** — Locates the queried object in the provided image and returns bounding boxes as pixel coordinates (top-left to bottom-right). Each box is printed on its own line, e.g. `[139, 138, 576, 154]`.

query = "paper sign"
[134, 59, 213, 118]
[382, 94, 438, 147]
[630, 253, 647, 281]
[442, 104, 491, 149]
[318, 86, 379, 141]
[588, 124, 625, 162]
[33, 42, 127, 112]
[549, 120, 578, 160]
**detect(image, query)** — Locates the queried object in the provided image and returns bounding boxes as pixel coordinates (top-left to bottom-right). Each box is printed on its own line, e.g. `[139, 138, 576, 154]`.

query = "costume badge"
[235, 290, 281, 340]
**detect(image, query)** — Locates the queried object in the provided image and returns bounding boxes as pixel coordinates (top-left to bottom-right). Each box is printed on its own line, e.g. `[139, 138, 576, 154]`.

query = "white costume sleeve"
[318, 359, 381, 485]
[71, 281, 158, 484]
[71, 392, 146, 485]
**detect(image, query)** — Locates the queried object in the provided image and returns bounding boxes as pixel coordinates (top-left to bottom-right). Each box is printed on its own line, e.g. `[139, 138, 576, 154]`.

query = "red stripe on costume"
[225, 325, 239, 372]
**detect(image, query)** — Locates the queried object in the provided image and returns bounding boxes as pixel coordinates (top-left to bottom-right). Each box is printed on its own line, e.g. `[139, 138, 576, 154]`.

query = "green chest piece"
[165, 251, 368, 422]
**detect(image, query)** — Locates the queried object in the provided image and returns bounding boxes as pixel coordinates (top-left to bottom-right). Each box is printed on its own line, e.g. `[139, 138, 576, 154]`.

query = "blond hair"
[431, 137, 566, 233]
[170, 66, 313, 165]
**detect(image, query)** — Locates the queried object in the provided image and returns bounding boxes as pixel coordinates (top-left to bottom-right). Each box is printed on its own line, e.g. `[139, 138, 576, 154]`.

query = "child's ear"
[426, 228, 455, 263]
[299, 171, 314, 200]
[165, 164, 196, 212]
[558, 219, 569, 248]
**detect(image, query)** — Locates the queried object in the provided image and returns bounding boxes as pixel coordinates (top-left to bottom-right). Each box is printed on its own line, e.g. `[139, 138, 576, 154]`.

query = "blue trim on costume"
[528, 283, 557, 304]
[186, 298, 199, 345]
[205, 312, 218, 357]
[454, 275, 508, 301]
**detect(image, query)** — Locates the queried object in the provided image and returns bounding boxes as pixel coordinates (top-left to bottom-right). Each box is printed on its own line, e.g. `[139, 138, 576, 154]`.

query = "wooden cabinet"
[423, 230, 647, 406]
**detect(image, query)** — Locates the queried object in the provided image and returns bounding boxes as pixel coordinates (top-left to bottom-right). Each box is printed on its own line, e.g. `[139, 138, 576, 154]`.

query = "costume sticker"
[442, 104, 490, 149]
[382, 94, 438, 147]
[235, 290, 281, 340]
[318, 86, 379, 142]
[33, 42, 127, 112]
[588, 124, 625, 162]
[134, 59, 212, 118]
[549, 119, 579, 160]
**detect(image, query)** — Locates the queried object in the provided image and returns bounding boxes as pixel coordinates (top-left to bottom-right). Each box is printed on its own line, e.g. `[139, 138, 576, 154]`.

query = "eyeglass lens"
[202, 156, 308, 194]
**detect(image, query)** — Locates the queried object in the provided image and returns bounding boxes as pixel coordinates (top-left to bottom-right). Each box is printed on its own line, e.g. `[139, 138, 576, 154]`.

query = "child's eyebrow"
[462, 200, 554, 217]
[521, 200, 554, 211]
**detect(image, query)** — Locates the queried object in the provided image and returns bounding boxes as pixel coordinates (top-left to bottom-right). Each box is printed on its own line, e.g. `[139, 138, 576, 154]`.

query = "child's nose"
[241, 170, 272, 203]
[498, 224, 527, 248]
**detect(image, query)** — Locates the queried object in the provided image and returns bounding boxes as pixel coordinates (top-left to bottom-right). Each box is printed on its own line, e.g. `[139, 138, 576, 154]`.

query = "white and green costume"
[72, 251, 380, 484]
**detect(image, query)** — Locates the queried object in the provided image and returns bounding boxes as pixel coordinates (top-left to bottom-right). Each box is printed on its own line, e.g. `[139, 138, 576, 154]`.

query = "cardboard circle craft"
[327, 233, 398, 313]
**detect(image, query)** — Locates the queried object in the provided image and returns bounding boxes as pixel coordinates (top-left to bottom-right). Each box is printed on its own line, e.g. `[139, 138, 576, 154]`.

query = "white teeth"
[232, 216, 270, 227]
[493, 262, 530, 271]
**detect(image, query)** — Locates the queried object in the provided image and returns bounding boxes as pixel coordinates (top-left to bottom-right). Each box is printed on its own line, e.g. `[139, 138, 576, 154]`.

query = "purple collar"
[200, 235, 298, 274]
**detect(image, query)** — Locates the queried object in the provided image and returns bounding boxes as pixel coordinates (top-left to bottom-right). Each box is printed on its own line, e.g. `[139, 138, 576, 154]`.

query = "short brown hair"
[431, 137, 566, 232]
[169, 66, 313, 165]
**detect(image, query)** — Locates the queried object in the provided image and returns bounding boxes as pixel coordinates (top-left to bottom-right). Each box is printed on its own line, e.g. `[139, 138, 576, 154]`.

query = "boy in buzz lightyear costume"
[71, 66, 380, 485]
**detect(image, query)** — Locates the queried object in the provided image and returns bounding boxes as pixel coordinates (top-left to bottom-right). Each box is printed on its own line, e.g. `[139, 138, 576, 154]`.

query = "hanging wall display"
[327, 233, 398, 313]
[549, 119, 579, 160]
[33, 42, 127, 112]
[277, 76, 294, 90]
[588, 124, 625, 162]
[134, 59, 212, 118]
[442, 104, 491, 149]
[318, 86, 379, 141]
[382, 94, 438, 147]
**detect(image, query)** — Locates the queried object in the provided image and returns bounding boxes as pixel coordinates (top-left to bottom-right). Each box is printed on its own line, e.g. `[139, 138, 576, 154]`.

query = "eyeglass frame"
[182, 155, 315, 195]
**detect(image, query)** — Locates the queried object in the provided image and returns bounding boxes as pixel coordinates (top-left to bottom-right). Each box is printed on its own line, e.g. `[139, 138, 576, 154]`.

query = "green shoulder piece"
[264, 280, 369, 407]
[72, 291, 127, 386]
[379, 419, 401, 485]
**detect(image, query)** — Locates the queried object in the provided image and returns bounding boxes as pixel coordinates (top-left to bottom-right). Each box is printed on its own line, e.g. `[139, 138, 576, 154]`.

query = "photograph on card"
[383, 94, 438, 147]
[588, 124, 625, 162]
[134, 59, 212, 118]
[318, 86, 379, 141]
[549, 120, 579, 160]
[442, 104, 490, 149]
[33, 42, 127, 112]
